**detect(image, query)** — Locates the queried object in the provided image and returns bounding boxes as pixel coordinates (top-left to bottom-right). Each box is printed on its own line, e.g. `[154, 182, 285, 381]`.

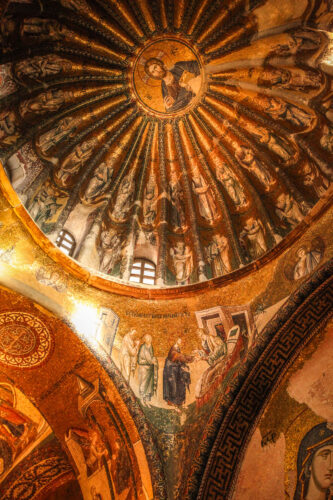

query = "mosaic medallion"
[132, 38, 203, 116]
[0, 312, 53, 367]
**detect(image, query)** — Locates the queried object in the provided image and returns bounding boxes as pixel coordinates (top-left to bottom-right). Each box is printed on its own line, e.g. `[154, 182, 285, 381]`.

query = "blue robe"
[163, 345, 193, 406]
[161, 60, 200, 112]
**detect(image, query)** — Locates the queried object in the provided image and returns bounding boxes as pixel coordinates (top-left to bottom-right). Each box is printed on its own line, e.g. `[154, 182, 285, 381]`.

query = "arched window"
[56, 230, 76, 257]
[129, 258, 156, 285]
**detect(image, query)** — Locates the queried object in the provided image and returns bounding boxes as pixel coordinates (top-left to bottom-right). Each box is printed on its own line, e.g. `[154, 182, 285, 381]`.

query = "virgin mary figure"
[294, 422, 333, 500]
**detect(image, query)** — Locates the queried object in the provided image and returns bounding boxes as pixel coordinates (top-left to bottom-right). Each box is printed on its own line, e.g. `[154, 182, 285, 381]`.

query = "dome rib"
[0, 0, 331, 291]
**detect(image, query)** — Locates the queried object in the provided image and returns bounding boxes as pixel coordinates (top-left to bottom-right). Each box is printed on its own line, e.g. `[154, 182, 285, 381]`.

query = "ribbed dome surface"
[0, 0, 332, 288]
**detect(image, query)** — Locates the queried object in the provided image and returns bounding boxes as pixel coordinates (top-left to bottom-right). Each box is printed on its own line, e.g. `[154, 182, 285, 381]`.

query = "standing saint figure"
[191, 166, 218, 223]
[143, 173, 158, 225]
[205, 234, 231, 277]
[120, 329, 139, 384]
[163, 338, 194, 411]
[240, 217, 267, 260]
[81, 161, 114, 204]
[55, 137, 98, 187]
[170, 241, 193, 285]
[137, 334, 158, 406]
[248, 124, 295, 164]
[98, 230, 122, 274]
[19, 89, 73, 118]
[15, 54, 69, 83]
[169, 166, 186, 230]
[320, 125, 333, 153]
[111, 170, 136, 221]
[29, 183, 62, 228]
[20, 18, 68, 42]
[234, 145, 275, 190]
[36, 116, 78, 155]
[261, 95, 315, 129]
[215, 157, 247, 208]
[303, 162, 330, 199]
[275, 192, 308, 229]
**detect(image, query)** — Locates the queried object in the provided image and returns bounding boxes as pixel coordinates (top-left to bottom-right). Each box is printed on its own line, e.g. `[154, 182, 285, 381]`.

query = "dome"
[0, 0, 332, 290]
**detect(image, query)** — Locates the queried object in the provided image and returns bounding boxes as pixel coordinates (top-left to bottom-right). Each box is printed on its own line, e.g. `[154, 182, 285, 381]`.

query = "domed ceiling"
[0, 0, 332, 288]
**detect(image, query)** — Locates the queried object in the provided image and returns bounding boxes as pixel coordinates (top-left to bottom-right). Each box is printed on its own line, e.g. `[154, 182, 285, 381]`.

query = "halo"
[137, 48, 172, 87]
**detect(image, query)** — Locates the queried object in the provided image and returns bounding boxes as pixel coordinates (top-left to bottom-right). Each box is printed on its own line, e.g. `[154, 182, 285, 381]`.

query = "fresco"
[112, 303, 256, 411]
[0, 436, 79, 500]
[232, 321, 333, 500]
[294, 423, 333, 500]
[0, 379, 81, 500]
[0, 1, 332, 498]
[0, 0, 331, 289]
[284, 237, 325, 282]
[0, 311, 53, 368]
[251, 215, 333, 320]
[0, 177, 332, 498]
[109, 300, 292, 498]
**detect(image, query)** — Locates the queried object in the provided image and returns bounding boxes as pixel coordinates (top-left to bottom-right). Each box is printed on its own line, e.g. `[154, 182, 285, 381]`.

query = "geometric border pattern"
[0, 312, 53, 368]
[186, 259, 333, 499]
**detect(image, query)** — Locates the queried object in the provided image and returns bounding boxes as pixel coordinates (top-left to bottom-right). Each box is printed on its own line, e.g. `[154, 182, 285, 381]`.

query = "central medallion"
[132, 37, 203, 116]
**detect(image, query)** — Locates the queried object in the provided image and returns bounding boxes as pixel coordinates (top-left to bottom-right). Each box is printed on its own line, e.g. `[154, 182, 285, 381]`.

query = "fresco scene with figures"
[0, 0, 332, 499]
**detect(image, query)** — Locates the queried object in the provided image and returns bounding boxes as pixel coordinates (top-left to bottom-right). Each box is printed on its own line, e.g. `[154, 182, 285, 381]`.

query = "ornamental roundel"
[0, 312, 53, 368]
[132, 38, 203, 116]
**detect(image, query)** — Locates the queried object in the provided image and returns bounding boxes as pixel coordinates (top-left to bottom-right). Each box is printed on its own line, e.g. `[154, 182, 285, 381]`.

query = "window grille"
[56, 230, 76, 257]
[129, 258, 156, 285]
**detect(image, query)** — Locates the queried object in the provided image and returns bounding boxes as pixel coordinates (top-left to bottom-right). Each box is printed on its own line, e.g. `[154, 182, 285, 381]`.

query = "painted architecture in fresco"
[113, 303, 257, 414]
[0, 0, 332, 499]
[65, 376, 139, 500]
[0, 384, 42, 478]
[0, 381, 75, 499]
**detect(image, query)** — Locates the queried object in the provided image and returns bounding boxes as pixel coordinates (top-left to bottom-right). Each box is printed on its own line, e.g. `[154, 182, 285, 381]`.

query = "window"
[129, 258, 156, 285]
[56, 230, 76, 257]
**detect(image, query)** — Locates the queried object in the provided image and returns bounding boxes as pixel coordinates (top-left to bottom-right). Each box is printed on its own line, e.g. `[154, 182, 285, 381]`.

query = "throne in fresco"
[194, 305, 257, 407]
